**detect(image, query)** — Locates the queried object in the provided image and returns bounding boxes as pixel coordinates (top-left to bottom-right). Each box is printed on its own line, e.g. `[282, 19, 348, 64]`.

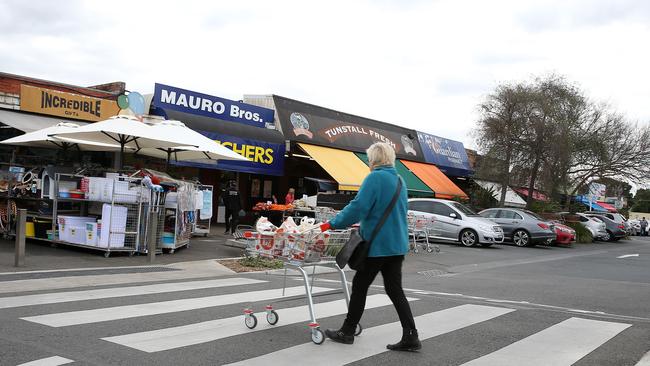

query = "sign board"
[152, 83, 275, 128]
[20, 85, 119, 122]
[588, 182, 607, 201]
[174, 131, 285, 176]
[274, 96, 423, 160]
[417, 131, 473, 177]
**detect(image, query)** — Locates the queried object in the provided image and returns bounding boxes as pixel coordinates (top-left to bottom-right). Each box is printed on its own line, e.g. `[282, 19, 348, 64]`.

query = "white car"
[559, 212, 607, 241]
[408, 198, 504, 247]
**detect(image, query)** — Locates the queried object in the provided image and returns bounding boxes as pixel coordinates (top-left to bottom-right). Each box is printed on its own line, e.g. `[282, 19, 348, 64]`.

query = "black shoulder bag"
[336, 178, 403, 271]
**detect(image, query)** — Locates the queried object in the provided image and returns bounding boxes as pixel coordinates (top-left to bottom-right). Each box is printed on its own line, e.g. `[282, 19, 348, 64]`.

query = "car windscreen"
[450, 202, 479, 216]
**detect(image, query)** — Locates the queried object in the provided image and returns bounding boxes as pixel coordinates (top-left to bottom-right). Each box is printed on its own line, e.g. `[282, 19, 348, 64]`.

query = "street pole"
[15, 209, 26, 267]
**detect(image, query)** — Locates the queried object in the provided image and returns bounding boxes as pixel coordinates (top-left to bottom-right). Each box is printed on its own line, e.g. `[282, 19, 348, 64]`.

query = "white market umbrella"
[0, 122, 124, 151]
[137, 120, 249, 166]
[50, 115, 200, 168]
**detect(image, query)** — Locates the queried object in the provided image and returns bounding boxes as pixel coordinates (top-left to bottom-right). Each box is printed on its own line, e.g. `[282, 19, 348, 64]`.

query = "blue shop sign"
[417, 131, 473, 177]
[173, 131, 285, 176]
[152, 83, 275, 128]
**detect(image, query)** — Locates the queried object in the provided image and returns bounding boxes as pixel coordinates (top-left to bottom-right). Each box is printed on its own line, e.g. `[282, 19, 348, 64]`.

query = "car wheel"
[603, 230, 612, 242]
[512, 230, 530, 247]
[459, 229, 478, 247]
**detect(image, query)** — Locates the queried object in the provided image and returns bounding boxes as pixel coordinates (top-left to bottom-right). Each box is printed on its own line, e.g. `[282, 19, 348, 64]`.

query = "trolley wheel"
[355, 323, 363, 336]
[311, 328, 325, 345]
[245, 314, 258, 329]
[104, 252, 110, 258]
[170, 249, 175, 254]
[413, 246, 419, 254]
[435, 246, 441, 253]
[266, 310, 279, 325]
[128, 251, 135, 257]
[426, 246, 434, 253]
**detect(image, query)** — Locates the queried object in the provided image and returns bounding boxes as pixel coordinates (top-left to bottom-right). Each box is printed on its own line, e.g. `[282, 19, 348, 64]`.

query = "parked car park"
[558, 212, 607, 241]
[583, 211, 631, 235]
[478, 208, 556, 246]
[585, 214, 626, 241]
[550, 221, 576, 245]
[407, 198, 504, 247]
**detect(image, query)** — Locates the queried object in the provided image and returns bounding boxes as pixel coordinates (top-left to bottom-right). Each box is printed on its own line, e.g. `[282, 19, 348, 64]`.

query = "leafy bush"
[238, 256, 284, 269]
[565, 222, 593, 243]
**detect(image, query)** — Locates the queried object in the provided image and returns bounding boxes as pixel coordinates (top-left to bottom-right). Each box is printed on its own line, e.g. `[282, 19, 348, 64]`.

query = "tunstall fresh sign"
[152, 83, 274, 128]
[20, 85, 120, 122]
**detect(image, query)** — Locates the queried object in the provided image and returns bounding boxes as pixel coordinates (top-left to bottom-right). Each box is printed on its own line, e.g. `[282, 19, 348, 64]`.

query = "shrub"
[238, 256, 284, 269]
[565, 222, 593, 243]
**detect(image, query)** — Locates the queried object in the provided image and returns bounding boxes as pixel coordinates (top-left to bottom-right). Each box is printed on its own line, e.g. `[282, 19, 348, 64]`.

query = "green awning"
[355, 153, 434, 197]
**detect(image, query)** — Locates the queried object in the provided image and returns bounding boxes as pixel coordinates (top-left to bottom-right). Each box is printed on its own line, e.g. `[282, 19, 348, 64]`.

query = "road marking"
[460, 317, 631, 366]
[16, 356, 74, 366]
[617, 254, 639, 259]
[224, 304, 515, 366]
[22, 286, 332, 327]
[636, 350, 650, 366]
[102, 294, 417, 352]
[0, 278, 266, 309]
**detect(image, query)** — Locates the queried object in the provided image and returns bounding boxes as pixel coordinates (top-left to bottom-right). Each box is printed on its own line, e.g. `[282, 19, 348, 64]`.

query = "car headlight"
[478, 224, 494, 232]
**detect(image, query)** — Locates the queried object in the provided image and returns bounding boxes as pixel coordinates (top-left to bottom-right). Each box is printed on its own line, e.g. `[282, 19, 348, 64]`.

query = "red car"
[551, 221, 576, 245]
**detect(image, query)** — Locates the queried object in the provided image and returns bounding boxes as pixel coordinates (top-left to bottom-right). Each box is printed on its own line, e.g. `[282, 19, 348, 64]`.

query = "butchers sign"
[19, 85, 120, 122]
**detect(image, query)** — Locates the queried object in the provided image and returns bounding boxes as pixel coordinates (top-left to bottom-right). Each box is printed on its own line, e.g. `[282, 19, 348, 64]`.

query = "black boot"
[387, 329, 422, 351]
[325, 321, 355, 344]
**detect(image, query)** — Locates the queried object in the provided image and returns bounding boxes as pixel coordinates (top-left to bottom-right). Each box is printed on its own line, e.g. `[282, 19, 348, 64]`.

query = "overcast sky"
[1, 0, 648, 149]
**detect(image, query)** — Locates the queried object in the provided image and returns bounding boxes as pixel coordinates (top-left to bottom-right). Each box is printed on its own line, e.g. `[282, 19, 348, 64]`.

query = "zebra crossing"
[0, 274, 642, 366]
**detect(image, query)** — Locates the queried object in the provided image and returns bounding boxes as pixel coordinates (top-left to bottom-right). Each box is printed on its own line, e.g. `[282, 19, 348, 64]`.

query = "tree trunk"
[526, 157, 541, 208]
[499, 147, 511, 207]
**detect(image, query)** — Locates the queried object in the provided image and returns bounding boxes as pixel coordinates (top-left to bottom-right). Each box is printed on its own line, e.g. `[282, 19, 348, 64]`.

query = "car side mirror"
[449, 212, 457, 219]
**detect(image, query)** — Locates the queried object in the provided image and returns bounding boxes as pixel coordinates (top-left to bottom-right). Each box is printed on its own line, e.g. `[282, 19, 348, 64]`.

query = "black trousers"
[345, 255, 416, 332]
[224, 208, 238, 233]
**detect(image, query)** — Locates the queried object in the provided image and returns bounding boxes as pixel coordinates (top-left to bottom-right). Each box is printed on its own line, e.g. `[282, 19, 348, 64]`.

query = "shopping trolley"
[242, 228, 360, 344]
[408, 214, 440, 253]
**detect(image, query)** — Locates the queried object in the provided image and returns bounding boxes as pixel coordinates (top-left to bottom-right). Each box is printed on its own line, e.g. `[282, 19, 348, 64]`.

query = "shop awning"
[575, 195, 607, 212]
[400, 160, 468, 199]
[355, 153, 434, 197]
[298, 143, 369, 191]
[514, 187, 549, 202]
[475, 180, 527, 208]
[0, 109, 87, 133]
[597, 201, 618, 213]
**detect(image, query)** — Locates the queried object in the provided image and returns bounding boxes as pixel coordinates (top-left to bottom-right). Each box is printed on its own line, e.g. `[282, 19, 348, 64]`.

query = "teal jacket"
[329, 166, 409, 257]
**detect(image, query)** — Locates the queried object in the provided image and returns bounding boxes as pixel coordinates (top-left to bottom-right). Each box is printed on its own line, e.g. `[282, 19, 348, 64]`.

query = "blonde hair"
[367, 142, 396, 169]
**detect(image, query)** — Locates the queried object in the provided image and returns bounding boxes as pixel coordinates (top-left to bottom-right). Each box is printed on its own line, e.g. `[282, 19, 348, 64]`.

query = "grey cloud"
[0, 0, 93, 35]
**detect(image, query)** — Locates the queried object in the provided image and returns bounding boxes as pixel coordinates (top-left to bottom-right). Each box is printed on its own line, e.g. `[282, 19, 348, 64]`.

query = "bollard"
[147, 211, 157, 263]
[15, 209, 26, 267]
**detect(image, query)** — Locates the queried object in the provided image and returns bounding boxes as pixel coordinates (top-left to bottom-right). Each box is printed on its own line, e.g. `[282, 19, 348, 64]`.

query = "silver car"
[559, 212, 607, 241]
[479, 208, 556, 247]
[408, 198, 504, 247]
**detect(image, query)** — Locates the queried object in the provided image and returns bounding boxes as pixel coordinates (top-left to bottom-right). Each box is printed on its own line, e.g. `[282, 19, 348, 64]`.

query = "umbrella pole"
[120, 142, 125, 171]
[166, 150, 171, 172]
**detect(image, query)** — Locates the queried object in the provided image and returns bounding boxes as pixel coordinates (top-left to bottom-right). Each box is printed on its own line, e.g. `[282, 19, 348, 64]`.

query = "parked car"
[550, 221, 576, 245]
[558, 212, 607, 241]
[585, 214, 626, 241]
[627, 219, 641, 236]
[407, 198, 504, 247]
[583, 211, 631, 235]
[478, 208, 556, 247]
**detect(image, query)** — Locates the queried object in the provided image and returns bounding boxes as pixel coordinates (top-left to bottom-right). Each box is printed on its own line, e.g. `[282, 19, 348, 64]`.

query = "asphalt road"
[0, 236, 648, 365]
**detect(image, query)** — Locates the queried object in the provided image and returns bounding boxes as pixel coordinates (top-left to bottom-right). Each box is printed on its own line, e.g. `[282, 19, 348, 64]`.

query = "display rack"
[160, 182, 197, 253]
[50, 173, 145, 257]
[192, 184, 213, 237]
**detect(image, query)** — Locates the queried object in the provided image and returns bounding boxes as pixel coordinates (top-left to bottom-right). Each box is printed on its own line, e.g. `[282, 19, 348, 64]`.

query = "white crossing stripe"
[16, 356, 74, 366]
[102, 294, 417, 352]
[22, 286, 332, 327]
[0, 278, 266, 309]
[225, 304, 515, 366]
[461, 317, 632, 366]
